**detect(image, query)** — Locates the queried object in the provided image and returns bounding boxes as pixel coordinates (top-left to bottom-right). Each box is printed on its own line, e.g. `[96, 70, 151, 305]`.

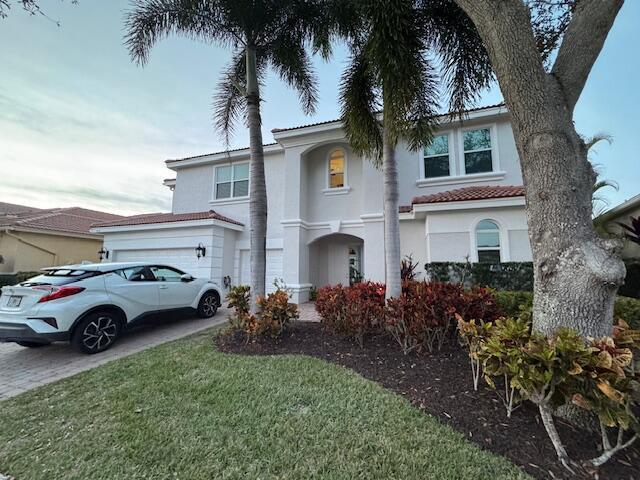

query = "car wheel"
[72, 311, 122, 354]
[16, 341, 50, 348]
[197, 291, 219, 318]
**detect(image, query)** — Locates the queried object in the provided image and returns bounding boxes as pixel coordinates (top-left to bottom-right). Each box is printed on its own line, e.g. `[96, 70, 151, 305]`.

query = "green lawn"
[0, 328, 530, 480]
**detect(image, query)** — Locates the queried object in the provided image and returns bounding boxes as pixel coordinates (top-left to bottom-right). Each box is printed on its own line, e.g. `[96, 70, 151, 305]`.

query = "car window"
[20, 270, 98, 286]
[150, 266, 184, 282]
[118, 266, 156, 282]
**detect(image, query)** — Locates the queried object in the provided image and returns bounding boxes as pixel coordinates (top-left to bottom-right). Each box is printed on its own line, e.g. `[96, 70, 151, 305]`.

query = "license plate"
[7, 296, 22, 308]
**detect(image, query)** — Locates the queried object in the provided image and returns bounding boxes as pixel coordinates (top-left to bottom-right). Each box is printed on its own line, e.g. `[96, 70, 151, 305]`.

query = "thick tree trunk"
[245, 45, 267, 313]
[452, 0, 626, 338]
[382, 122, 402, 299]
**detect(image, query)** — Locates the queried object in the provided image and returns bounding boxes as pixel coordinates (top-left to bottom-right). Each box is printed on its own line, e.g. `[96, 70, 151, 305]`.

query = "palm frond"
[339, 46, 383, 161]
[268, 34, 318, 115]
[213, 51, 248, 147]
[124, 0, 233, 66]
[419, 0, 494, 116]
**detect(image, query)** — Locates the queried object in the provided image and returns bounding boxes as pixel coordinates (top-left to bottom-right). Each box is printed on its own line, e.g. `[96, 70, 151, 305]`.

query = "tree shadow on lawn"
[216, 321, 640, 480]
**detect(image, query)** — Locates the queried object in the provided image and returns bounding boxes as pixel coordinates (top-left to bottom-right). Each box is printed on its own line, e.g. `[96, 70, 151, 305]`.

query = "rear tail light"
[35, 286, 85, 303]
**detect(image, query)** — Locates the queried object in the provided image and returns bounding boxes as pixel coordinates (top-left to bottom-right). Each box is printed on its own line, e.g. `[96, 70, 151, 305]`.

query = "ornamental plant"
[386, 281, 500, 355]
[257, 288, 299, 339]
[315, 282, 385, 346]
[226, 284, 297, 341]
[456, 314, 493, 391]
[460, 314, 640, 472]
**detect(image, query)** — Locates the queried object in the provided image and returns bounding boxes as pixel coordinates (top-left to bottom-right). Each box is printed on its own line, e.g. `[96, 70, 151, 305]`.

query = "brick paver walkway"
[0, 307, 230, 401]
[298, 302, 320, 322]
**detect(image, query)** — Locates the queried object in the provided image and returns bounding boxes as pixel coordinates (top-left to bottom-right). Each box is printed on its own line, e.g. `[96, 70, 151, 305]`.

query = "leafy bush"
[385, 281, 500, 355]
[315, 282, 385, 346]
[494, 290, 640, 329]
[400, 255, 419, 281]
[257, 288, 299, 338]
[0, 271, 40, 288]
[619, 261, 640, 299]
[226, 284, 297, 340]
[457, 315, 640, 470]
[425, 261, 534, 291]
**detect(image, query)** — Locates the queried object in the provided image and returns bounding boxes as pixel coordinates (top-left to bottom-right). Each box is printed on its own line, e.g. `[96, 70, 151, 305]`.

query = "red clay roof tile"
[92, 210, 243, 228]
[412, 185, 525, 206]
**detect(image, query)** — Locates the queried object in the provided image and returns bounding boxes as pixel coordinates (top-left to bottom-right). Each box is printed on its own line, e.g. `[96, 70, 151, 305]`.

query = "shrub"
[494, 291, 640, 328]
[459, 315, 640, 470]
[257, 289, 299, 338]
[226, 284, 297, 340]
[400, 254, 419, 281]
[619, 261, 640, 299]
[315, 282, 385, 346]
[425, 261, 534, 291]
[385, 281, 501, 355]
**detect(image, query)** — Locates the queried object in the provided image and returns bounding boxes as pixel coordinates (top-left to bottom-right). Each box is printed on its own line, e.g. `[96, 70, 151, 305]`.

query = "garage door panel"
[113, 249, 199, 276]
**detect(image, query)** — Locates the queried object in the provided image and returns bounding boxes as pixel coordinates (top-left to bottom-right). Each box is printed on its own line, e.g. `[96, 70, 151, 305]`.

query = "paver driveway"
[0, 307, 230, 401]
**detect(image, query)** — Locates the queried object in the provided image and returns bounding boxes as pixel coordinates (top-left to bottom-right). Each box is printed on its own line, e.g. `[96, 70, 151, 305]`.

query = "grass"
[0, 327, 530, 480]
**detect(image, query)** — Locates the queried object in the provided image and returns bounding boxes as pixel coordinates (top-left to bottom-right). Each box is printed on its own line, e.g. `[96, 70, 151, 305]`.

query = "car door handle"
[159, 285, 169, 290]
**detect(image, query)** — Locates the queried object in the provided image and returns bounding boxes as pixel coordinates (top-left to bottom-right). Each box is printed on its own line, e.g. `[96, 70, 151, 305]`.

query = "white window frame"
[323, 147, 351, 195]
[213, 162, 250, 202]
[470, 217, 511, 263]
[459, 123, 500, 176]
[419, 130, 455, 181]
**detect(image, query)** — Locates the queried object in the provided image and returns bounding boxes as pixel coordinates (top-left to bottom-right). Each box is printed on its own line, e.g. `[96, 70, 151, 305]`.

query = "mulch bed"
[216, 321, 640, 480]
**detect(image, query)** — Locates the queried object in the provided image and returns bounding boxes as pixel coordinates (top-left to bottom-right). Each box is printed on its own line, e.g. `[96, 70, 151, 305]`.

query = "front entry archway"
[308, 233, 364, 287]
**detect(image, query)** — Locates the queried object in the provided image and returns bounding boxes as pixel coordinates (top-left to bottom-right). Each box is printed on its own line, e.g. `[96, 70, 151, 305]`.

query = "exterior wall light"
[196, 243, 206, 259]
[98, 248, 109, 261]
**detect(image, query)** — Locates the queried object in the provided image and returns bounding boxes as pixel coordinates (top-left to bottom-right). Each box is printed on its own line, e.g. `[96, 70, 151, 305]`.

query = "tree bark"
[452, 0, 626, 338]
[245, 44, 267, 313]
[382, 120, 402, 299]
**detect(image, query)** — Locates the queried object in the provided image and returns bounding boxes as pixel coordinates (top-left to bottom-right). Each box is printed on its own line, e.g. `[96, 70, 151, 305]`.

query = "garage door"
[114, 249, 198, 276]
[239, 249, 283, 293]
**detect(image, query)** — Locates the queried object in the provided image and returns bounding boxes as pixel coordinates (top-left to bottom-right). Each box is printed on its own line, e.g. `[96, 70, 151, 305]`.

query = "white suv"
[0, 262, 222, 354]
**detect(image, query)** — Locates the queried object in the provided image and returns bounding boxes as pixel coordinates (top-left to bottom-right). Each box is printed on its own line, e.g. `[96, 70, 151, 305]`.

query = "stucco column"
[361, 214, 385, 283]
[281, 145, 311, 303]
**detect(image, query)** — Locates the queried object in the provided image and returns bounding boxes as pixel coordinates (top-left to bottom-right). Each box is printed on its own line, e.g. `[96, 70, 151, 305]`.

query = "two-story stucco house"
[92, 103, 532, 303]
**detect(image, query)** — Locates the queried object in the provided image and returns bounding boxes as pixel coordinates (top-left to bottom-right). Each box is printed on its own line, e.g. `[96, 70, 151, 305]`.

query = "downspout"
[3, 229, 58, 265]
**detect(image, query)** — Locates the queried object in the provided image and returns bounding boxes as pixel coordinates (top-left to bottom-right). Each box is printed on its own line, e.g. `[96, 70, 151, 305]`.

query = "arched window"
[475, 219, 501, 263]
[328, 148, 346, 188]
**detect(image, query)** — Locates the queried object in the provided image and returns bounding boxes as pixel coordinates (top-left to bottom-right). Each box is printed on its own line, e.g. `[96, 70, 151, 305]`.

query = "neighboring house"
[0, 203, 123, 274]
[596, 194, 640, 260]
[93, 103, 532, 303]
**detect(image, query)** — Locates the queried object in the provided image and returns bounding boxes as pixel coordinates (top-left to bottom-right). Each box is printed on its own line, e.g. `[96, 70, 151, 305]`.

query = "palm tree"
[125, 0, 328, 312]
[335, 0, 493, 299]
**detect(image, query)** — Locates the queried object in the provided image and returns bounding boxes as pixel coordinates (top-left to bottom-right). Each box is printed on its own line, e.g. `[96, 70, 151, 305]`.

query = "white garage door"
[114, 249, 199, 276]
[239, 249, 283, 293]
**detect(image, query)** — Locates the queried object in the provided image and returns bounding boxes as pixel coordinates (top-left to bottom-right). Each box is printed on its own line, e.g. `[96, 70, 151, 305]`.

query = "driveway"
[0, 307, 229, 401]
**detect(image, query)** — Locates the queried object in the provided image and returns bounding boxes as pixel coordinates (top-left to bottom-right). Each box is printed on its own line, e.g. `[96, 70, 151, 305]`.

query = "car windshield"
[20, 269, 98, 287]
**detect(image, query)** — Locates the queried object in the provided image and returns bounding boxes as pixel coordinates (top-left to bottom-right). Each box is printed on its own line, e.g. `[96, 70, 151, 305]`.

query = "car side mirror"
[180, 274, 195, 282]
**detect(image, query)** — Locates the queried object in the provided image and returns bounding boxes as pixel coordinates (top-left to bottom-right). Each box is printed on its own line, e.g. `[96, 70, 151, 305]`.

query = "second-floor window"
[424, 134, 450, 178]
[215, 163, 249, 199]
[463, 128, 493, 174]
[328, 148, 346, 188]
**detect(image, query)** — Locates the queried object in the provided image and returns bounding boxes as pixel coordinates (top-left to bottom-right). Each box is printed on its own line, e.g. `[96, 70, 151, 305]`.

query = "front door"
[348, 245, 363, 285]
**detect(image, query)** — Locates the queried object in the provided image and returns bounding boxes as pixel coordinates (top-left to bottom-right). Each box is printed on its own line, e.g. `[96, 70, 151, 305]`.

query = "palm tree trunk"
[245, 44, 267, 313]
[382, 120, 402, 299]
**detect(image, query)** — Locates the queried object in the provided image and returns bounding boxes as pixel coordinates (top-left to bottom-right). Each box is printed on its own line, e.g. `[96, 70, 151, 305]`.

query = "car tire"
[197, 291, 219, 318]
[16, 341, 50, 348]
[71, 311, 122, 354]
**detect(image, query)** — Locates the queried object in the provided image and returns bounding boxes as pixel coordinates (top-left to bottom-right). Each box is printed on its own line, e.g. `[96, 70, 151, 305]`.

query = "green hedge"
[424, 262, 533, 291]
[0, 272, 39, 288]
[494, 290, 640, 330]
[619, 261, 640, 299]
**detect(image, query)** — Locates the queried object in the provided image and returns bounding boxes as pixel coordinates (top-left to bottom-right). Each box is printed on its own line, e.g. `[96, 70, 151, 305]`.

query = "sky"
[0, 1, 638, 216]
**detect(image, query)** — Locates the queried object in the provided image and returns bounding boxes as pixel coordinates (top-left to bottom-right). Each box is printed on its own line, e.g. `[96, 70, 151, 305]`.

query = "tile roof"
[92, 210, 244, 228]
[0, 206, 124, 236]
[271, 103, 506, 134]
[168, 103, 506, 163]
[166, 143, 280, 164]
[412, 185, 525, 206]
[0, 202, 42, 215]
